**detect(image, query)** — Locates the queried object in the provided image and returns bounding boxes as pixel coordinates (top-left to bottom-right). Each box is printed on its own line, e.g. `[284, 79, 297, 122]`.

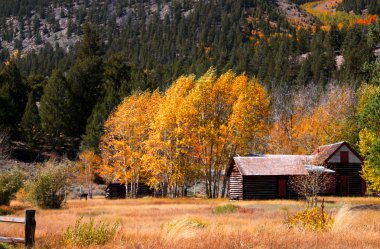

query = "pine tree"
[82, 54, 132, 150]
[67, 23, 104, 137]
[20, 92, 41, 144]
[39, 70, 75, 142]
[26, 75, 47, 100]
[0, 59, 27, 129]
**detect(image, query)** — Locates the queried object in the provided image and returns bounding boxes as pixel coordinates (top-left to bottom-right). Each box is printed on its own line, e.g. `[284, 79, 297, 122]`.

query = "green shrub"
[27, 161, 71, 209]
[0, 243, 15, 249]
[0, 169, 24, 205]
[63, 218, 120, 246]
[212, 204, 237, 214]
[287, 207, 334, 231]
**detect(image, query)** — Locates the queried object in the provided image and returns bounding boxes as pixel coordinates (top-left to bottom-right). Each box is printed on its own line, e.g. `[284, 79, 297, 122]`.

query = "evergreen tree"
[82, 54, 132, 150]
[39, 70, 75, 143]
[20, 92, 41, 144]
[67, 23, 104, 137]
[26, 75, 47, 101]
[0, 60, 27, 129]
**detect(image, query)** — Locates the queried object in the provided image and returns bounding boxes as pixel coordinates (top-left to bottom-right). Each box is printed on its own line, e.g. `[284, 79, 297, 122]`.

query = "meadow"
[1, 197, 380, 249]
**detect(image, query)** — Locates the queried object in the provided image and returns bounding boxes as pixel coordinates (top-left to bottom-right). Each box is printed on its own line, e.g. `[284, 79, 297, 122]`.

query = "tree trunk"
[136, 173, 140, 198]
[89, 165, 93, 199]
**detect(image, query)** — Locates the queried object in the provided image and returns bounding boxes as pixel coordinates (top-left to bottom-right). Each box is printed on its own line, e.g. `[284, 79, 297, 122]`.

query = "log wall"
[243, 176, 277, 199]
[228, 164, 243, 200]
[328, 163, 363, 196]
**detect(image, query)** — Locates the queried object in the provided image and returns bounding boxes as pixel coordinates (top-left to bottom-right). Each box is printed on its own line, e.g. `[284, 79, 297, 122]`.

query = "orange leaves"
[77, 150, 102, 184]
[5, 50, 19, 66]
[99, 68, 271, 197]
[144, 75, 197, 190]
[249, 30, 264, 45]
[269, 85, 355, 154]
[79, 150, 101, 170]
[99, 91, 162, 186]
[168, 69, 270, 197]
[320, 25, 331, 32]
[251, 30, 264, 40]
[250, 30, 293, 47]
[357, 15, 378, 25]
[229, 79, 270, 154]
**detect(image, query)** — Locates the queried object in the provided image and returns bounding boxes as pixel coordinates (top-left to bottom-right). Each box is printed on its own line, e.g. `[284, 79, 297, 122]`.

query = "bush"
[63, 218, 119, 246]
[27, 161, 72, 209]
[0, 243, 14, 249]
[212, 204, 237, 214]
[0, 169, 24, 205]
[287, 207, 334, 231]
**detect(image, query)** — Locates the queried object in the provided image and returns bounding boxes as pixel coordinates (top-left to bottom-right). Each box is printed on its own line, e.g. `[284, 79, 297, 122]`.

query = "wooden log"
[25, 210, 36, 249]
[0, 236, 25, 243]
[0, 217, 25, 223]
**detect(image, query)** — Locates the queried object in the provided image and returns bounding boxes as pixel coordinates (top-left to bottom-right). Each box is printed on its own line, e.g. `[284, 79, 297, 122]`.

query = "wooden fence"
[0, 210, 36, 249]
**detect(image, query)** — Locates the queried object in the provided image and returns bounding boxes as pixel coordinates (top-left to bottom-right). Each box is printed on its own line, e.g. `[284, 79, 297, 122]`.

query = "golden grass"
[1, 197, 380, 248]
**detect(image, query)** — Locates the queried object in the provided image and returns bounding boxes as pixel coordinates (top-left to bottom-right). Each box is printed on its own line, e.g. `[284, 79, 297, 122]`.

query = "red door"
[278, 178, 287, 198]
[340, 176, 349, 196]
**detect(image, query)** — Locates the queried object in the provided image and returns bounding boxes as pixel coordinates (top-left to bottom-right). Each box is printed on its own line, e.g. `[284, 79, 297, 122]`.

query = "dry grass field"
[1, 197, 380, 249]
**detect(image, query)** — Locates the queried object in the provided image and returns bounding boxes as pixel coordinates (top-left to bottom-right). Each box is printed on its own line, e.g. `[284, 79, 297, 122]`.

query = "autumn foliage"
[96, 67, 377, 197]
[98, 69, 270, 198]
[357, 15, 378, 25]
[269, 85, 355, 154]
[99, 91, 161, 197]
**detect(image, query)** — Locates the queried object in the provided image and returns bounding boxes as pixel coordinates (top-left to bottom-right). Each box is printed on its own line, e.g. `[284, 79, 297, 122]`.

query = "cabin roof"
[233, 155, 311, 176]
[312, 141, 363, 165]
[312, 141, 345, 165]
[228, 141, 361, 177]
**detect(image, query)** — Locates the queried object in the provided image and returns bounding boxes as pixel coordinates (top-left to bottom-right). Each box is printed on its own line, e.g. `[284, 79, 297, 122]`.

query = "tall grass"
[212, 204, 237, 214]
[163, 216, 208, 241]
[1, 197, 379, 248]
[63, 217, 120, 246]
[0, 243, 13, 249]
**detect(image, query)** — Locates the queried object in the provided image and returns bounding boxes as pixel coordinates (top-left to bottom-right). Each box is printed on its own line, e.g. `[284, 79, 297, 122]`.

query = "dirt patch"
[238, 206, 264, 214]
[350, 204, 380, 211]
[276, 0, 317, 27]
[312, 0, 344, 12]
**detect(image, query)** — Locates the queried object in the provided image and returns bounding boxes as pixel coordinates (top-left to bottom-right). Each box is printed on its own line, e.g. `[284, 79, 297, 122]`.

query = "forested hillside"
[338, 0, 380, 14]
[0, 0, 379, 171]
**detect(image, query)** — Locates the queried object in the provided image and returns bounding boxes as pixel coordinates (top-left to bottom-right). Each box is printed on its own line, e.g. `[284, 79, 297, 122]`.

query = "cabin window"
[340, 151, 349, 163]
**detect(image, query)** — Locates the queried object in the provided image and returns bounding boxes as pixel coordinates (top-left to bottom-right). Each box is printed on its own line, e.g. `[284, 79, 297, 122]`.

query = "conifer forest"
[1, 0, 380, 194]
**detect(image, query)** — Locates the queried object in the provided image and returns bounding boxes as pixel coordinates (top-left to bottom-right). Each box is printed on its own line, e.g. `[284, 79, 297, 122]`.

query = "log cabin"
[105, 183, 127, 199]
[227, 142, 365, 200]
[105, 182, 151, 199]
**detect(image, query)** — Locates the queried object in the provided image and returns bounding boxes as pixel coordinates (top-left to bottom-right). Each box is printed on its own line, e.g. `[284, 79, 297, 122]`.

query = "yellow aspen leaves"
[99, 91, 161, 197]
[98, 69, 271, 198]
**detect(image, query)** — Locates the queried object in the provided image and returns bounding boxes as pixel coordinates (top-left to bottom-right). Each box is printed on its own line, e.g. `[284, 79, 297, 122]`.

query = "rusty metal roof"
[233, 155, 312, 176]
